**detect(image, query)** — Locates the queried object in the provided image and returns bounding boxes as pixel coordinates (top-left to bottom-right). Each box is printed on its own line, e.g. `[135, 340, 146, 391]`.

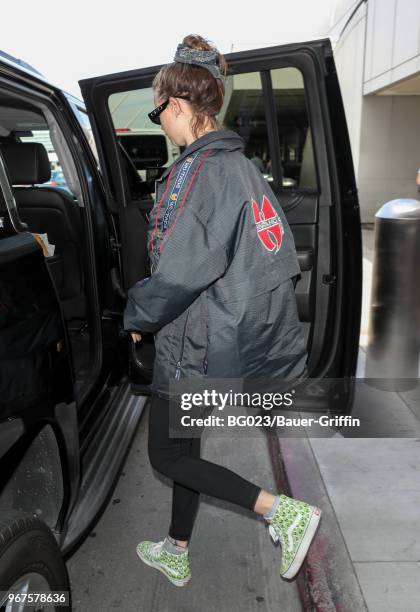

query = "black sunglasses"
[148, 95, 190, 125]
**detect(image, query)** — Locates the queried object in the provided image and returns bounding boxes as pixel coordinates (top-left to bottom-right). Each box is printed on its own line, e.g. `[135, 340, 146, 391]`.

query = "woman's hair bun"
[181, 34, 227, 74]
[182, 34, 216, 52]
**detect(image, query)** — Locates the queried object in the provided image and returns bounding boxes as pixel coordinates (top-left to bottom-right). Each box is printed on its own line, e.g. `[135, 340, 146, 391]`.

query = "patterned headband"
[173, 43, 225, 82]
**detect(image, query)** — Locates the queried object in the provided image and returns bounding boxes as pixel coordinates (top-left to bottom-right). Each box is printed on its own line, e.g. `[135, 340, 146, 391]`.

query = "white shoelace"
[150, 541, 164, 556]
[268, 524, 279, 543]
[268, 514, 303, 552]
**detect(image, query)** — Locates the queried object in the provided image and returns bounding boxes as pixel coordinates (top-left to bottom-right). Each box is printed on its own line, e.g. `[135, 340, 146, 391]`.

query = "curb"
[267, 432, 368, 611]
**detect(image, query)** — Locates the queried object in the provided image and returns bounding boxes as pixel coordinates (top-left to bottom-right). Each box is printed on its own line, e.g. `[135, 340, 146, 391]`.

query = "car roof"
[0, 50, 85, 110]
[0, 50, 44, 77]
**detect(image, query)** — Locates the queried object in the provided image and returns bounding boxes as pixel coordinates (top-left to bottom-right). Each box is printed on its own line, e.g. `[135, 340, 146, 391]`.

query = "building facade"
[329, 0, 420, 222]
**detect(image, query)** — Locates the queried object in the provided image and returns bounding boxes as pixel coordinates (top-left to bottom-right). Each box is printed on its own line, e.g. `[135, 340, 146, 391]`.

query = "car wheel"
[0, 511, 71, 611]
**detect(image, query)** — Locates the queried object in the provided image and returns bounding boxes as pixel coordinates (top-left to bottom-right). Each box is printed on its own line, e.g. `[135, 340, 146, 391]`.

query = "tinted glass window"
[117, 134, 168, 169]
[220, 68, 317, 191]
[218, 71, 271, 177]
[108, 88, 181, 195]
[107, 70, 317, 195]
[270, 67, 317, 190]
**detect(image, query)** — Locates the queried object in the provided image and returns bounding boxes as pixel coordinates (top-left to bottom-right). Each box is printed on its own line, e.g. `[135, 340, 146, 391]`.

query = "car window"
[220, 68, 317, 191]
[0, 91, 89, 205]
[218, 71, 270, 171]
[115, 132, 168, 169]
[108, 88, 181, 197]
[18, 129, 73, 195]
[106, 70, 317, 197]
[270, 67, 317, 190]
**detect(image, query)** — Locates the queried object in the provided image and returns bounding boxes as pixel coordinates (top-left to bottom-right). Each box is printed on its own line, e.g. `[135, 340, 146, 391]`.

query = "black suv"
[0, 39, 361, 608]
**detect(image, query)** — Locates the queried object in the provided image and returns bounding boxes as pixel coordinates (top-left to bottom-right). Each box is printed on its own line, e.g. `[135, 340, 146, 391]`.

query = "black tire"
[0, 511, 71, 611]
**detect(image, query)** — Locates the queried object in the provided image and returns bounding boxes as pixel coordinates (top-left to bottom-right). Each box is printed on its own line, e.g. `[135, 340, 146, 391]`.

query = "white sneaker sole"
[281, 507, 322, 580]
[136, 547, 191, 587]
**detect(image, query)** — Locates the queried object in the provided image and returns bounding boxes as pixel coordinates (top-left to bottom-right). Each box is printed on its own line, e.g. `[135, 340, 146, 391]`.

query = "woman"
[124, 34, 322, 587]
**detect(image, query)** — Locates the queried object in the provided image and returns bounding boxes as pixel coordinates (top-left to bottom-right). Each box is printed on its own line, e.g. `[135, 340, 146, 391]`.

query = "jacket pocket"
[175, 309, 190, 380]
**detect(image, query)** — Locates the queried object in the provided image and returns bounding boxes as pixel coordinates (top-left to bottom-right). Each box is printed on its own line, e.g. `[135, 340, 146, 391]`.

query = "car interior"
[0, 93, 93, 397]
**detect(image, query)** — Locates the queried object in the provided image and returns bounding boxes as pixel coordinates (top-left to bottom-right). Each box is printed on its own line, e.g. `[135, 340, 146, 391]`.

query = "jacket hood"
[158, 129, 245, 182]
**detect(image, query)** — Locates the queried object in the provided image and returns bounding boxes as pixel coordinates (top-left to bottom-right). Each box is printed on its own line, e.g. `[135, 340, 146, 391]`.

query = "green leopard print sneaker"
[136, 539, 191, 587]
[268, 494, 322, 579]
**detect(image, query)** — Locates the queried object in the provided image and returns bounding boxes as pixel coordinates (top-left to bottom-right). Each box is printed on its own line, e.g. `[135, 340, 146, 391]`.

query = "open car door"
[79, 38, 362, 408]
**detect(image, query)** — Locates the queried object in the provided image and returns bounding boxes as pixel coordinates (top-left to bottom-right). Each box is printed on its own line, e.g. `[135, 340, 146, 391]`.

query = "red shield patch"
[251, 195, 284, 253]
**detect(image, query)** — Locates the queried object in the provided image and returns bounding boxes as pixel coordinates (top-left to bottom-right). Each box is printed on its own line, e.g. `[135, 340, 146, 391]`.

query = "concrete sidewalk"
[67, 408, 302, 611]
[278, 228, 420, 611]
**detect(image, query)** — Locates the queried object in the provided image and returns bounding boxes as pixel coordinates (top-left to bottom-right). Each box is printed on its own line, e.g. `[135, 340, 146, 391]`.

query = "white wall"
[358, 95, 420, 220]
[364, 0, 420, 94]
[330, 0, 420, 222]
[331, 1, 367, 177]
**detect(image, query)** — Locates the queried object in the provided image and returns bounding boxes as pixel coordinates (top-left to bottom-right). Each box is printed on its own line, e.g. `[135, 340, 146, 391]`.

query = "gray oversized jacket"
[124, 129, 308, 398]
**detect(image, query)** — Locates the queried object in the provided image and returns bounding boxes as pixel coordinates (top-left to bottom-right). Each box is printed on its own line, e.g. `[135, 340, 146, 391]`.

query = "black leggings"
[147, 393, 262, 540]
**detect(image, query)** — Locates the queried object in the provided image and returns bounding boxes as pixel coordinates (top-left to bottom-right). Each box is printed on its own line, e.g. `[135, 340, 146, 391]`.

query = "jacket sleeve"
[123, 207, 229, 333]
